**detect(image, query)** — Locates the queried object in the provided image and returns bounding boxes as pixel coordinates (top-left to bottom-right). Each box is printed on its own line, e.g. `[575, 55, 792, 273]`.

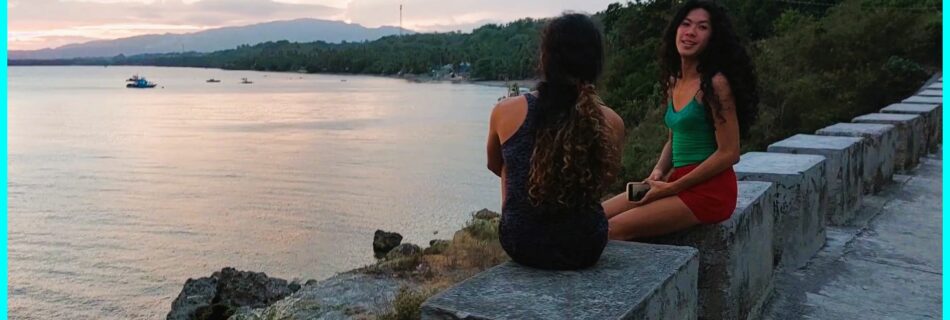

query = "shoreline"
[9, 64, 538, 88]
[471, 79, 540, 88]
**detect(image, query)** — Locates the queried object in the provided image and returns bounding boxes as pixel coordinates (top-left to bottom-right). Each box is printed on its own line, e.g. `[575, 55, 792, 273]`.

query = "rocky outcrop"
[167, 277, 218, 320]
[227, 273, 414, 320]
[373, 230, 403, 257]
[171, 209, 502, 320]
[473, 208, 500, 220]
[385, 243, 422, 260]
[167, 267, 300, 320]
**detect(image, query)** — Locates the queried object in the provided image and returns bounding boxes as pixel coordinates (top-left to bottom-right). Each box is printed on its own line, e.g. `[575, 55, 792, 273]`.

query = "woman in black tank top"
[485, 14, 626, 270]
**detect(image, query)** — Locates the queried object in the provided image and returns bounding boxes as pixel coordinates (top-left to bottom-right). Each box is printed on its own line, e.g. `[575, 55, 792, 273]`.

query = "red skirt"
[669, 163, 738, 224]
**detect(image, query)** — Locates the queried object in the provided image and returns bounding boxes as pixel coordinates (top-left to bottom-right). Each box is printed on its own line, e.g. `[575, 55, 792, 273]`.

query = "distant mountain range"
[9, 19, 412, 60]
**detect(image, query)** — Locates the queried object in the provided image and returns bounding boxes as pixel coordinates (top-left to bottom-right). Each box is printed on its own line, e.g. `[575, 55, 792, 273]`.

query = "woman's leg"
[602, 192, 637, 219]
[607, 195, 700, 240]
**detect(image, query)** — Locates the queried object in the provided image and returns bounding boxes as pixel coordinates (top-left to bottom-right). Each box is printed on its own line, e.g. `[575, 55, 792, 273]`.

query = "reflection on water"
[9, 66, 503, 319]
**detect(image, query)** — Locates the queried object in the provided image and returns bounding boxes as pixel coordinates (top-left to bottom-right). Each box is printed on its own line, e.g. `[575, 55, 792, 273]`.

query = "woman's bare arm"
[486, 103, 504, 177]
[650, 131, 674, 181]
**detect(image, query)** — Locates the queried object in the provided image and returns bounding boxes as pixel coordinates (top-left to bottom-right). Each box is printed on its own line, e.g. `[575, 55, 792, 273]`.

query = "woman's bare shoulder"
[495, 94, 528, 111]
[599, 104, 623, 123]
[599, 104, 625, 134]
[491, 95, 528, 120]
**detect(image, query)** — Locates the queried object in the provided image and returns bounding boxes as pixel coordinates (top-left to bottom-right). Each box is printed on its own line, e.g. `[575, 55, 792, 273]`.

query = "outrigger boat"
[240, 77, 253, 84]
[206, 78, 221, 83]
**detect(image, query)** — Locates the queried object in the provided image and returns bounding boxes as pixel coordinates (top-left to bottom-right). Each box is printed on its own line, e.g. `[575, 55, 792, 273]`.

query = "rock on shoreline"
[229, 272, 414, 320]
[167, 208, 505, 320]
[373, 230, 403, 258]
[166, 267, 300, 320]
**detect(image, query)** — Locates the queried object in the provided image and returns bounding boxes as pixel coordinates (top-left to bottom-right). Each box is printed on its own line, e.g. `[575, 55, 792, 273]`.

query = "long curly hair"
[659, 0, 759, 137]
[528, 13, 619, 211]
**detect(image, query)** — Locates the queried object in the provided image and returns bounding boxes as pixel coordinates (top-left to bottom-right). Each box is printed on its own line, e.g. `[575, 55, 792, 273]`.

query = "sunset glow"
[10, 0, 618, 51]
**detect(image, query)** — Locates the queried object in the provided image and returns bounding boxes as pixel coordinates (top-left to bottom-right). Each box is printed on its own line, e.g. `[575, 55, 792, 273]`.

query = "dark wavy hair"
[659, 0, 758, 137]
[528, 13, 619, 211]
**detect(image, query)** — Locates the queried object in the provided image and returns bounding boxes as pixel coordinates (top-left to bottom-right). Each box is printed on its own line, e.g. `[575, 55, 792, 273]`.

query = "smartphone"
[627, 182, 650, 202]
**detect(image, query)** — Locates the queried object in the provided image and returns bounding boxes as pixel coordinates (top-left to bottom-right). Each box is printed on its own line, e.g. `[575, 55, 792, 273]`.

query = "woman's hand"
[631, 179, 679, 206]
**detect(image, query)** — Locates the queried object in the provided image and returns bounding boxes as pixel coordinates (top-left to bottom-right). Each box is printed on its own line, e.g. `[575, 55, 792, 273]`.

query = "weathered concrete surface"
[853, 113, 925, 170]
[881, 103, 942, 153]
[815, 123, 896, 194]
[767, 134, 864, 225]
[763, 152, 941, 320]
[733, 152, 827, 270]
[643, 181, 775, 320]
[927, 82, 941, 90]
[917, 89, 942, 97]
[421, 241, 699, 320]
[902, 95, 942, 105]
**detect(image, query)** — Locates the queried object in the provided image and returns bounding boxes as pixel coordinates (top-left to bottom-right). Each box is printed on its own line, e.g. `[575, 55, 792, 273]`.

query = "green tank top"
[664, 97, 717, 167]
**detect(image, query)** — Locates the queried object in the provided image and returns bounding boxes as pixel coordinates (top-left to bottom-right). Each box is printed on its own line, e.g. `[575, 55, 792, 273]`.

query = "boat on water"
[206, 78, 221, 83]
[241, 78, 253, 84]
[126, 75, 157, 88]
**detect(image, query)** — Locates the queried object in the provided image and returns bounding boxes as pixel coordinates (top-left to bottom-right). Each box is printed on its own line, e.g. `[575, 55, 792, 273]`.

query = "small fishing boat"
[240, 78, 253, 84]
[206, 78, 221, 83]
[126, 75, 157, 88]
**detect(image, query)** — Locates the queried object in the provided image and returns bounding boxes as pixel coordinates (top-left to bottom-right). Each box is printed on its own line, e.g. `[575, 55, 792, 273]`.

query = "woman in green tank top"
[601, 0, 759, 240]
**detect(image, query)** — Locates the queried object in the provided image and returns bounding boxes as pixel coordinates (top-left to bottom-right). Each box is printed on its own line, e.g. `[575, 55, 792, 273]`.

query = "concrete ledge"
[903, 95, 942, 105]
[421, 242, 700, 320]
[927, 82, 941, 90]
[815, 123, 897, 194]
[853, 113, 926, 170]
[643, 181, 775, 320]
[733, 152, 827, 270]
[881, 103, 941, 153]
[767, 134, 864, 225]
[918, 89, 942, 97]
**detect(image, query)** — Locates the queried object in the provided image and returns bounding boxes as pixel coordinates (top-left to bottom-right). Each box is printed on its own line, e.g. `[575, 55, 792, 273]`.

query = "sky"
[9, 0, 623, 51]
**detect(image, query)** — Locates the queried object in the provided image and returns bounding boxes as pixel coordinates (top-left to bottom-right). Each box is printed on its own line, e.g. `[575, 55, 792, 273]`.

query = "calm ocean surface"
[8, 66, 503, 319]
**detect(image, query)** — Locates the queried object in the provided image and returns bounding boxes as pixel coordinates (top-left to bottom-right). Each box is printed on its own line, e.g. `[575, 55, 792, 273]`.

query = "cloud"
[10, 23, 209, 50]
[9, 0, 343, 50]
[342, 0, 618, 31]
[193, 0, 337, 17]
[10, 0, 620, 50]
